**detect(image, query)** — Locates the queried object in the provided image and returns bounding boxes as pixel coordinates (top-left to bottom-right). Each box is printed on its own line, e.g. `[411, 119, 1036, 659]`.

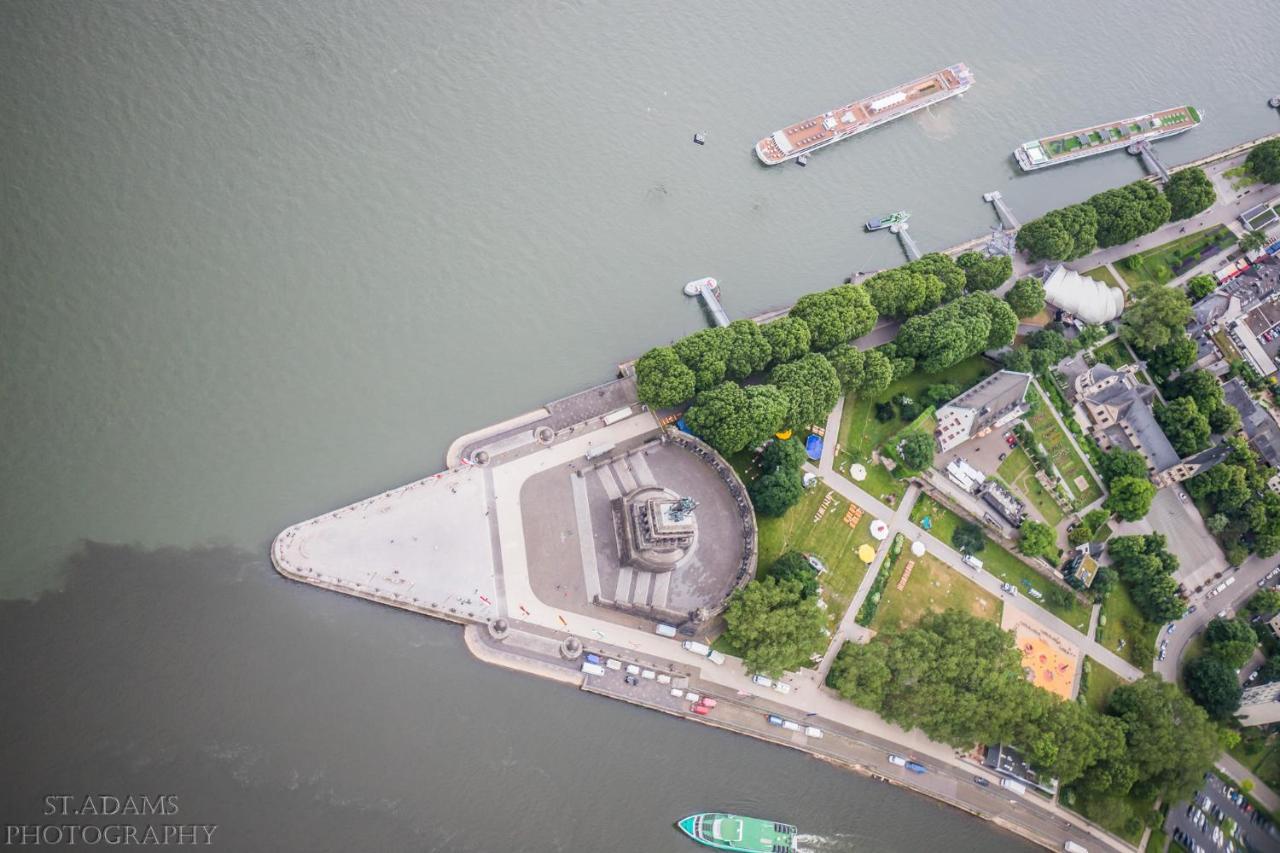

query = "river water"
[2, 1, 1277, 849]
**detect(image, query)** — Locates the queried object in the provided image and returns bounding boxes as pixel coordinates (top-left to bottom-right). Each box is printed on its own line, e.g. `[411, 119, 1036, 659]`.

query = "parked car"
[692, 703, 711, 715]
[888, 754, 907, 767]
[751, 674, 773, 688]
[972, 776, 990, 787]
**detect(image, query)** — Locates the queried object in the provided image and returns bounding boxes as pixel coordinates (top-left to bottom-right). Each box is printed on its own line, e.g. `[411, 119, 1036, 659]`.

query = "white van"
[655, 624, 678, 638]
[1063, 841, 1088, 853]
[804, 726, 823, 738]
[962, 554, 984, 570]
[1000, 778, 1027, 795]
[888, 754, 907, 767]
[580, 662, 605, 676]
[682, 640, 712, 656]
[772, 681, 793, 695]
[604, 658, 622, 671]
[1028, 588, 1044, 601]
[640, 669, 656, 680]
[625, 664, 641, 675]
[751, 674, 773, 688]
[781, 720, 802, 732]
[706, 650, 726, 666]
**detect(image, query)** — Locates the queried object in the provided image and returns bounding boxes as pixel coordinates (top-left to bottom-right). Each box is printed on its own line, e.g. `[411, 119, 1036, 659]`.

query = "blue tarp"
[805, 434, 823, 461]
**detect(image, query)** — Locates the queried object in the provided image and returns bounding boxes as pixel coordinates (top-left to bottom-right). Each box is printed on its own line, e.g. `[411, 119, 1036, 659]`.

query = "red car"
[699, 698, 718, 709]
[693, 703, 711, 715]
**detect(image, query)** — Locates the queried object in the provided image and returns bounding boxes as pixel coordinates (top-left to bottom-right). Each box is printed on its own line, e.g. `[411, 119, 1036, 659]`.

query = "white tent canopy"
[1043, 264, 1125, 324]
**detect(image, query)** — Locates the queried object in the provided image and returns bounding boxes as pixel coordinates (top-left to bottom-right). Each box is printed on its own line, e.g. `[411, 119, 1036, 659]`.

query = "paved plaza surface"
[519, 439, 746, 623]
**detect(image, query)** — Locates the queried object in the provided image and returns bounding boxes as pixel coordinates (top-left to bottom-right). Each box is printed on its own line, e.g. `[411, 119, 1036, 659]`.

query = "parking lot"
[1164, 772, 1279, 853]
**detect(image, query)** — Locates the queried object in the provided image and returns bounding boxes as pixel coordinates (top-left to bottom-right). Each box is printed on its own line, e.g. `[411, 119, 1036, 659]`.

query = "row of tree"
[1246, 139, 1280, 185]
[1184, 614, 1262, 719]
[895, 292, 1018, 374]
[827, 610, 1225, 801]
[721, 571, 827, 676]
[1107, 534, 1186, 624]
[1098, 448, 1156, 522]
[1155, 369, 1240, 457]
[1187, 436, 1280, 564]
[1016, 170, 1218, 263]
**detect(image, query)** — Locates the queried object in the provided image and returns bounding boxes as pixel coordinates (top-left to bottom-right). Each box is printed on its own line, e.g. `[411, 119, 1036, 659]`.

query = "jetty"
[891, 221, 922, 261]
[1129, 139, 1171, 183]
[683, 277, 730, 327]
[983, 191, 1020, 230]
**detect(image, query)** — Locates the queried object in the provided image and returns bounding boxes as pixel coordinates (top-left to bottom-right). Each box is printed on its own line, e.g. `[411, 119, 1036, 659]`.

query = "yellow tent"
[857, 544, 877, 563]
[775, 429, 793, 440]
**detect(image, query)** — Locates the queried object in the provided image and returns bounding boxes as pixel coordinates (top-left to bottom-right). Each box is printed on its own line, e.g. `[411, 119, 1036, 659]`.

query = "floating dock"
[683, 277, 730, 327]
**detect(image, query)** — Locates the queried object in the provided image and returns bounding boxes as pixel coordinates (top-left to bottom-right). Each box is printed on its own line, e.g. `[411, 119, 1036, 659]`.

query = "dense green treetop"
[1165, 168, 1216, 221]
[762, 317, 811, 366]
[1147, 333, 1198, 380]
[1187, 274, 1217, 301]
[1087, 180, 1171, 248]
[748, 465, 804, 518]
[1246, 139, 1280, 184]
[897, 430, 934, 471]
[863, 267, 945, 319]
[1204, 616, 1258, 670]
[723, 576, 828, 677]
[957, 251, 1013, 292]
[759, 435, 806, 473]
[1107, 534, 1185, 623]
[789, 285, 877, 350]
[1015, 203, 1099, 262]
[1155, 396, 1211, 457]
[1019, 520, 1057, 560]
[766, 551, 819, 599]
[1185, 655, 1243, 720]
[635, 346, 696, 408]
[770, 352, 841, 430]
[826, 346, 865, 393]
[1105, 476, 1156, 522]
[723, 319, 773, 380]
[673, 327, 730, 392]
[952, 521, 986, 554]
[1007, 276, 1046, 318]
[1100, 448, 1149, 485]
[859, 349, 894, 396]
[1120, 283, 1192, 353]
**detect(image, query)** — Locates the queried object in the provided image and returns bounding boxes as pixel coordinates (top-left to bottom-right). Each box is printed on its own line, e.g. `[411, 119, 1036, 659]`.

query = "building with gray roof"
[1223, 377, 1280, 468]
[935, 370, 1033, 452]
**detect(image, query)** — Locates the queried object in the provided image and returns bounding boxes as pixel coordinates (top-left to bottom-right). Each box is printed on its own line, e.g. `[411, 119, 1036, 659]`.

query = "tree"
[722, 577, 829, 677]
[1087, 181, 1171, 248]
[952, 521, 986, 555]
[1019, 520, 1057, 560]
[684, 382, 754, 454]
[673, 327, 730, 392]
[922, 383, 961, 408]
[1107, 534, 1186, 623]
[743, 385, 791, 448]
[766, 551, 819, 599]
[723, 319, 773, 380]
[826, 346, 865, 393]
[1083, 508, 1111, 532]
[1241, 231, 1270, 254]
[1184, 656, 1243, 719]
[984, 296, 1019, 350]
[748, 466, 805, 517]
[874, 401, 896, 422]
[859, 349, 894, 396]
[1105, 476, 1156, 521]
[1016, 203, 1099, 262]
[635, 346, 695, 408]
[1147, 333, 1198, 380]
[759, 435, 806, 474]
[1206, 513, 1230, 534]
[1006, 276, 1046, 318]
[1120, 283, 1192, 354]
[1204, 617, 1258, 669]
[957, 251, 1013, 292]
[771, 353, 841, 429]
[895, 293, 997, 373]
[789, 285, 877, 350]
[1102, 675, 1224, 799]
[1100, 449, 1149, 485]
[762, 317, 810, 366]
[897, 431, 934, 470]
[863, 267, 945, 318]
[1068, 523, 1094, 547]
[1186, 274, 1217, 301]
[908, 253, 967, 302]
[1155, 396, 1211, 456]
[1164, 167, 1216, 221]
[1243, 588, 1280, 617]
[1246, 139, 1280, 185]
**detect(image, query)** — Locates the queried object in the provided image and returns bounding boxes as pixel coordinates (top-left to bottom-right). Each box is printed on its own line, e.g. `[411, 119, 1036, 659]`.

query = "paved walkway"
[1217, 754, 1280, 814]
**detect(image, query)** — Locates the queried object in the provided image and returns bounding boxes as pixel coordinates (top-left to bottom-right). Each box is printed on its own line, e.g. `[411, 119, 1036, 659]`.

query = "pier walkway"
[1129, 139, 1171, 183]
[983, 190, 1020, 229]
[686, 278, 730, 327]
[891, 222, 921, 261]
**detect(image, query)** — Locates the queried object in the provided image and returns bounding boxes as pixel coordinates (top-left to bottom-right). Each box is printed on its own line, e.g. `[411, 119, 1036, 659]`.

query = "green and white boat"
[676, 813, 797, 852]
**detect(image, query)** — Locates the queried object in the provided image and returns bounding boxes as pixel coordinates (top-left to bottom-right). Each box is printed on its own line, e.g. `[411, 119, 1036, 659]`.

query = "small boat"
[677, 813, 797, 852]
[866, 210, 910, 231]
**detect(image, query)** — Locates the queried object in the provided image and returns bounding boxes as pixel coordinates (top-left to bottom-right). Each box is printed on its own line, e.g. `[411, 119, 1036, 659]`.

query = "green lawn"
[909, 494, 1092, 631]
[1081, 265, 1122, 289]
[1097, 583, 1156, 671]
[753, 481, 879, 630]
[1225, 164, 1261, 191]
[871, 551, 1001, 634]
[1081, 656, 1125, 713]
[836, 356, 995, 502]
[996, 446, 1066, 527]
[1116, 225, 1237, 288]
[1026, 384, 1102, 508]
[1091, 339, 1133, 368]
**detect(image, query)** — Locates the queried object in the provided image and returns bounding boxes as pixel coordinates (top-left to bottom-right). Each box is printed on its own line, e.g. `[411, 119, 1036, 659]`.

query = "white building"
[1042, 265, 1125, 325]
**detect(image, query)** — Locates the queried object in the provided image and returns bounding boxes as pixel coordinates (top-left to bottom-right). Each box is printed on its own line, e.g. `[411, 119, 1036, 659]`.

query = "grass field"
[1091, 339, 1134, 368]
[1097, 583, 1156, 671]
[871, 551, 1001, 634]
[909, 494, 1092, 631]
[1026, 384, 1102, 508]
[1081, 265, 1122, 289]
[997, 446, 1066, 527]
[1116, 225, 1237, 289]
[1228, 729, 1280, 802]
[754, 482, 878, 629]
[1081, 656, 1125, 713]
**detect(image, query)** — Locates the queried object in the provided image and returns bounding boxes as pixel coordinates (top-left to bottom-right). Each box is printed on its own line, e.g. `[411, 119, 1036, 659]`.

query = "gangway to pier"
[982, 191, 1020, 230]
[1128, 139, 1170, 183]
[890, 222, 922, 261]
[683, 277, 730, 327]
